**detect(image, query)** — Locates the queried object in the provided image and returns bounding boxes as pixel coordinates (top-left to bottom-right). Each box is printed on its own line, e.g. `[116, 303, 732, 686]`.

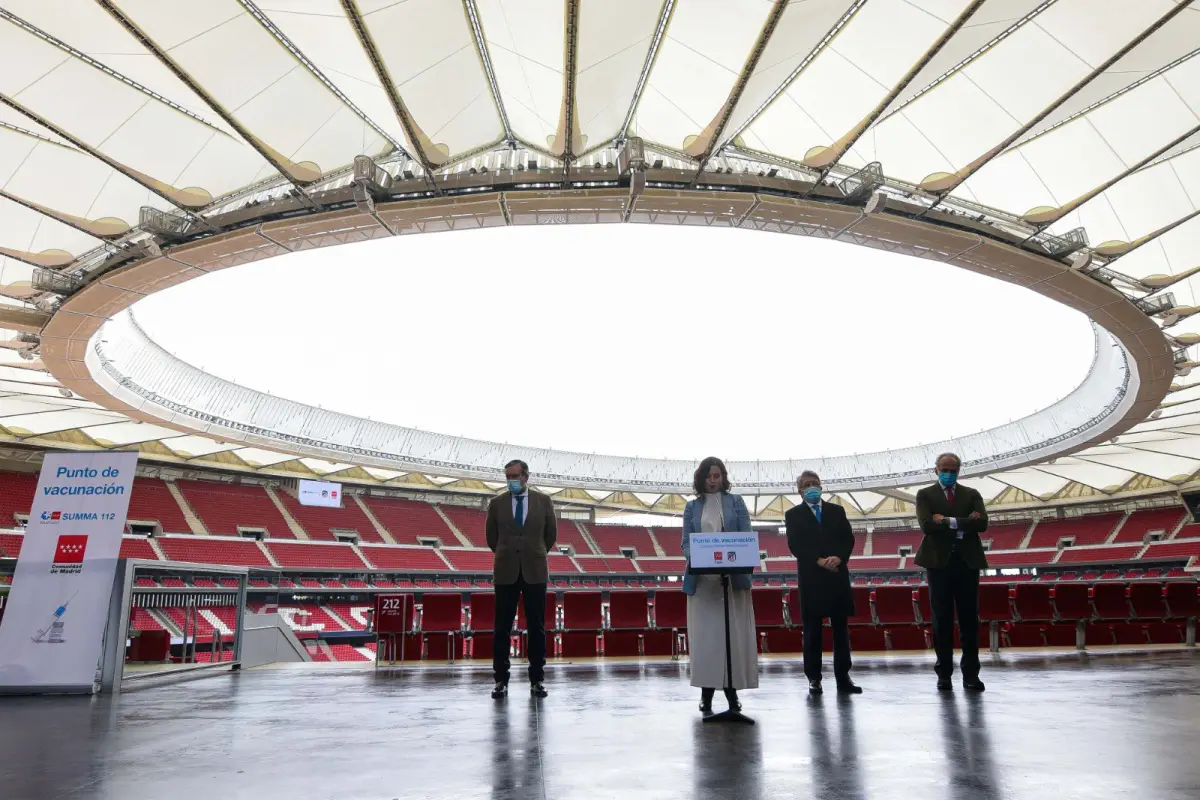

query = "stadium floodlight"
[139, 207, 194, 243]
[353, 155, 392, 195]
[618, 137, 646, 176]
[864, 191, 888, 215]
[31, 267, 83, 296]
[1022, 227, 1088, 260]
[1135, 293, 1176, 316]
[837, 162, 884, 204]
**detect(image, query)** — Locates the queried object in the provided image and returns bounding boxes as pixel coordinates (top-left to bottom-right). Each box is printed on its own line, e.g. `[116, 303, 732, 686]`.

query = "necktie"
[947, 486, 955, 507]
[515, 494, 525, 527]
[813, 503, 822, 523]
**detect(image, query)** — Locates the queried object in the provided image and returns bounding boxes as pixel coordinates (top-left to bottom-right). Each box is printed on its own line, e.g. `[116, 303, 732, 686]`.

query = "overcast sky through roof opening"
[132, 224, 1094, 462]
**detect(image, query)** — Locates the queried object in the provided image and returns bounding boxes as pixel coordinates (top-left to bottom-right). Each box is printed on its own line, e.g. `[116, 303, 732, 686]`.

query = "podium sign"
[373, 594, 413, 634]
[688, 531, 760, 574]
[0, 452, 137, 694]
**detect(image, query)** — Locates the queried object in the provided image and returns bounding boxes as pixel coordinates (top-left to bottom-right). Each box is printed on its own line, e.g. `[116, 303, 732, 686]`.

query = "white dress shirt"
[511, 489, 530, 525]
[944, 486, 963, 538]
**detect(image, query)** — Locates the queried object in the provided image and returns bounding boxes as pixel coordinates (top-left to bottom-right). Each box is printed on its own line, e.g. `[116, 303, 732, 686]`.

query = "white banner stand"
[0, 452, 138, 694]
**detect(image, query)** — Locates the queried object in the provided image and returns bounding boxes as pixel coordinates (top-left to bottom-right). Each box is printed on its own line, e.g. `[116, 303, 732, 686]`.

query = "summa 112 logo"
[40, 510, 62, 522]
[50, 534, 88, 574]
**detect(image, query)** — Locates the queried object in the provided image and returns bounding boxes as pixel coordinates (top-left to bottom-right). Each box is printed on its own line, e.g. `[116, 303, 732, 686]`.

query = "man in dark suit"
[785, 470, 861, 695]
[914, 452, 989, 692]
[486, 459, 557, 699]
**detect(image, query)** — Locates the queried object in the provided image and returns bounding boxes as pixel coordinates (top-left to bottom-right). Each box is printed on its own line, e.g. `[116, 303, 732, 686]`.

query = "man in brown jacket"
[486, 459, 557, 699]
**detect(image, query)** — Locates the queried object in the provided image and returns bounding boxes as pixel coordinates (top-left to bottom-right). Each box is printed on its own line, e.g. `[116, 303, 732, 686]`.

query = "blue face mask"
[938, 470, 958, 488]
[802, 487, 822, 505]
[507, 479, 523, 494]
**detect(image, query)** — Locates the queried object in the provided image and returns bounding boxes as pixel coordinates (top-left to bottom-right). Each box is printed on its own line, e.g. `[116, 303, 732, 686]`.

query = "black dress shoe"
[963, 677, 986, 692]
[700, 688, 715, 715]
[530, 682, 548, 698]
[491, 682, 508, 699]
[836, 680, 863, 695]
[937, 678, 953, 691]
[809, 680, 823, 695]
[724, 688, 742, 712]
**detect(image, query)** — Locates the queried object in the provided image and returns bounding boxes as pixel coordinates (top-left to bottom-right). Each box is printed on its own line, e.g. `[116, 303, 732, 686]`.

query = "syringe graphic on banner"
[31, 591, 78, 644]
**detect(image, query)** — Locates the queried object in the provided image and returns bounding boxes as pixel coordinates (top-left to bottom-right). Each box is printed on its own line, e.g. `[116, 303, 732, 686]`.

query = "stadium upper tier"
[1, 1, 1200, 505]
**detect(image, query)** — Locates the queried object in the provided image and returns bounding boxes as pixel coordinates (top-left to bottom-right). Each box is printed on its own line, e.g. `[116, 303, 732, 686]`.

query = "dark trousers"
[493, 574, 546, 684]
[802, 612, 851, 683]
[927, 551, 981, 680]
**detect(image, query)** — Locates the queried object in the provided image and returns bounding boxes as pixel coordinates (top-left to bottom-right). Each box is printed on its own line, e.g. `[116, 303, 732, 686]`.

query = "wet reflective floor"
[0, 650, 1198, 799]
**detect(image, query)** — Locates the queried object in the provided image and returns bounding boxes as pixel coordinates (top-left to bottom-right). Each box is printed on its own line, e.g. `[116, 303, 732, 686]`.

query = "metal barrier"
[99, 559, 249, 692]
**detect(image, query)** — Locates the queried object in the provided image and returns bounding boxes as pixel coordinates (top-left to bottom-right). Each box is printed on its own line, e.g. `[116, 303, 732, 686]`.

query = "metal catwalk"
[0, 651, 1197, 800]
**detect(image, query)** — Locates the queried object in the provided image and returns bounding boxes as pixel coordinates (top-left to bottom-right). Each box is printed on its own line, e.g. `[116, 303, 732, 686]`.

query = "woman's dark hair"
[693, 456, 731, 497]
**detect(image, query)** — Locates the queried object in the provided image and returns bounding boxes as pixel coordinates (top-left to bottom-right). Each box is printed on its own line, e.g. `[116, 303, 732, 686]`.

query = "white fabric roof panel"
[633, 0, 773, 151]
[253, 0, 417, 155]
[110, 0, 387, 182]
[745, 0, 974, 168]
[0, 15, 269, 202]
[962, 50, 1200, 219]
[574, 0, 663, 150]
[474, 0, 565, 151]
[358, 0, 503, 162]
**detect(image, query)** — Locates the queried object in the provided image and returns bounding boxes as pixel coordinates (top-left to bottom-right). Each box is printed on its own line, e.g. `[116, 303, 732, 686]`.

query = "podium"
[688, 532, 759, 725]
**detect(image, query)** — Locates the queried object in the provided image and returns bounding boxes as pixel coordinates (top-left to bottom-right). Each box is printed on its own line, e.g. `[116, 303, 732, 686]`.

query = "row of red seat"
[369, 581, 1199, 660]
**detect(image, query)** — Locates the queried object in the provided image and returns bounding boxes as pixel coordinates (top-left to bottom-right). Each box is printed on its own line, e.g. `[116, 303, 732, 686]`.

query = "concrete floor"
[0, 649, 1198, 800]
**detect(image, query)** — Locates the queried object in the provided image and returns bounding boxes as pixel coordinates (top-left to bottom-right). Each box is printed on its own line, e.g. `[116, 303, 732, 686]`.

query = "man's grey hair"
[797, 470, 821, 484]
[935, 452, 961, 467]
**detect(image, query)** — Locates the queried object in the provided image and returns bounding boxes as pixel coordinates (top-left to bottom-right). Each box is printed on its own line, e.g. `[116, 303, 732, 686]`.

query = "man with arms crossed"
[487, 459, 557, 699]
[914, 452, 988, 691]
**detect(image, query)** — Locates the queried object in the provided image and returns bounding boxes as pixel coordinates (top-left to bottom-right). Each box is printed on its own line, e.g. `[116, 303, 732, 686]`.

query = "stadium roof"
[2, 0, 1200, 518]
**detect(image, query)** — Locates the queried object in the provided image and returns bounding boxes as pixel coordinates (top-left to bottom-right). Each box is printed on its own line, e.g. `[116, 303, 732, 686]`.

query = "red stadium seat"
[1014, 584, 1054, 621]
[759, 627, 803, 654]
[916, 585, 932, 624]
[1110, 623, 1149, 646]
[642, 629, 679, 656]
[849, 626, 886, 651]
[468, 632, 493, 659]
[560, 631, 600, 658]
[978, 584, 1012, 621]
[653, 591, 688, 629]
[1128, 582, 1167, 619]
[874, 586, 916, 624]
[603, 630, 642, 657]
[848, 586, 874, 625]
[424, 633, 465, 660]
[468, 593, 495, 632]
[1165, 582, 1200, 618]
[1044, 623, 1077, 647]
[608, 590, 651, 629]
[885, 626, 927, 650]
[786, 588, 800, 626]
[751, 588, 785, 628]
[562, 591, 602, 630]
[1004, 623, 1046, 647]
[420, 594, 462, 633]
[1051, 584, 1091, 620]
[1146, 622, 1185, 644]
[1084, 623, 1115, 646]
[1091, 582, 1131, 620]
